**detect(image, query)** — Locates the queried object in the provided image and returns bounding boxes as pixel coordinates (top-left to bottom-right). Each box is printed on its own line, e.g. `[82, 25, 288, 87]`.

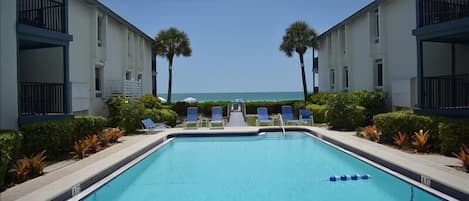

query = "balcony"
[105, 80, 143, 98]
[20, 82, 65, 115]
[18, 0, 65, 33]
[419, 0, 469, 27]
[422, 74, 469, 109]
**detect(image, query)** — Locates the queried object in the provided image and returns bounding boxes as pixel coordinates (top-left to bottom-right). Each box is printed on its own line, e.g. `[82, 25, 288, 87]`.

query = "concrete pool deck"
[0, 126, 468, 201]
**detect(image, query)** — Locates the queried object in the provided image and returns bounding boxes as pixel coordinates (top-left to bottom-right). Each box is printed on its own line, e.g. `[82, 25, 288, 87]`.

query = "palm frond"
[280, 21, 318, 56]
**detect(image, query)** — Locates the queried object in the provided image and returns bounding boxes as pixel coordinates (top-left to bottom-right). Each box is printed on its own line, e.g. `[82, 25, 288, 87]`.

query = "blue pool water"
[83, 132, 445, 201]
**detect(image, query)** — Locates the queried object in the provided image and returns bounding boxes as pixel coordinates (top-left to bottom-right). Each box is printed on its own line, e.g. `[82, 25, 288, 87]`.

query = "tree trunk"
[299, 53, 308, 101]
[167, 58, 173, 104]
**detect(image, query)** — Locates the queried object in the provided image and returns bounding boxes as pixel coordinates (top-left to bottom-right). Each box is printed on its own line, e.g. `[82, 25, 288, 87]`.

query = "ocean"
[157, 91, 303, 102]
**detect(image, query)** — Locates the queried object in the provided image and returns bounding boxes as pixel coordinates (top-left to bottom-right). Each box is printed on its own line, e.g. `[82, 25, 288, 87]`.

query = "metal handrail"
[278, 113, 286, 135]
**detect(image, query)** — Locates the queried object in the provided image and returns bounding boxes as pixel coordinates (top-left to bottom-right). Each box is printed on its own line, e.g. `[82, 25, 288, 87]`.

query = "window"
[375, 60, 383, 90]
[128, 33, 131, 56]
[95, 67, 103, 97]
[137, 73, 142, 82]
[97, 16, 103, 47]
[330, 68, 335, 90]
[125, 71, 132, 80]
[343, 66, 349, 90]
[375, 9, 380, 43]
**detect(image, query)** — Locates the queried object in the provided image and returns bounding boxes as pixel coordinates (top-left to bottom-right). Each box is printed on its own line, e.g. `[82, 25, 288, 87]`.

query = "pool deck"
[1, 126, 468, 201]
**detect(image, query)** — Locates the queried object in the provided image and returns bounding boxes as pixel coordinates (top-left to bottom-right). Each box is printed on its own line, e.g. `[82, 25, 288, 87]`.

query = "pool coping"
[2, 127, 468, 200]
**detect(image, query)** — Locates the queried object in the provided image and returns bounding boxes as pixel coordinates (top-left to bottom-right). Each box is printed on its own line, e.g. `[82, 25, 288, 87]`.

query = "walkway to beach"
[227, 112, 248, 127]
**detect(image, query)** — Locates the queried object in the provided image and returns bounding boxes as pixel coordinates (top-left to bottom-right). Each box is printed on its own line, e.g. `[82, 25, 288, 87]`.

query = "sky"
[100, 0, 373, 93]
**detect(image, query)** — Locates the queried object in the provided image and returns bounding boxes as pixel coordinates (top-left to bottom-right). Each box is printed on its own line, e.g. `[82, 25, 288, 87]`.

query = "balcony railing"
[20, 82, 64, 115]
[18, 0, 65, 33]
[423, 74, 469, 109]
[419, 0, 469, 27]
[105, 80, 143, 98]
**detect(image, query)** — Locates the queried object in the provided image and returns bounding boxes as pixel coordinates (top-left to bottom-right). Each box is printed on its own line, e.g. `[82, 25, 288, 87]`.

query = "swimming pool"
[79, 132, 449, 201]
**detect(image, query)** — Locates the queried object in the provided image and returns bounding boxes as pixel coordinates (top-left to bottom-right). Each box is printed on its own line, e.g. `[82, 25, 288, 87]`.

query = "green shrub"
[119, 100, 145, 133]
[20, 116, 106, 159]
[143, 108, 178, 127]
[305, 104, 327, 123]
[139, 94, 161, 109]
[373, 111, 434, 144]
[171, 102, 196, 116]
[309, 92, 336, 105]
[352, 90, 387, 124]
[438, 119, 469, 155]
[0, 130, 23, 187]
[326, 93, 366, 130]
[105, 96, 126, 127]
[197, 102, 230, 116]
[159, 108, 178, 127]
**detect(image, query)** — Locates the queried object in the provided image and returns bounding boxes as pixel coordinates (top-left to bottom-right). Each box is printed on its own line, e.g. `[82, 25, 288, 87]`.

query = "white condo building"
[0, 0, 156, 129]
[316, 0, 469, 117]
[317, 0, 418, 108]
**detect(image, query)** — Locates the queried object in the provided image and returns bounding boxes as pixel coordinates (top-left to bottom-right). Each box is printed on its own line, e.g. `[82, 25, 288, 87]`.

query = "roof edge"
[318, 0, 383, 39]
[86, 0, 154, 42]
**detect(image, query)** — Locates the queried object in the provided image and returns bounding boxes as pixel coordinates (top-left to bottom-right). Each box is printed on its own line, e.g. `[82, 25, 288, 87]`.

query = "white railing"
[105, 80, 142, 98]
[278, 113, 286, 135]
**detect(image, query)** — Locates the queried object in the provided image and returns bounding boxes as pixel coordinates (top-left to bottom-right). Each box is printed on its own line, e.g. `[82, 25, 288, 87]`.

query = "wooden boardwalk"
[227, 112, 248, 127]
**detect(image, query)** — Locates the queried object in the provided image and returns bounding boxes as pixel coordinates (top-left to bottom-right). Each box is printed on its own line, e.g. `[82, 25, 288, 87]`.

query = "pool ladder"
[278, 113, 286, 135]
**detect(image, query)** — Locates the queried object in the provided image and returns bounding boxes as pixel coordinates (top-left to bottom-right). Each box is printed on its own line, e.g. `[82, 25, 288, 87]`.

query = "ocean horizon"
[157, 91, 304, 102]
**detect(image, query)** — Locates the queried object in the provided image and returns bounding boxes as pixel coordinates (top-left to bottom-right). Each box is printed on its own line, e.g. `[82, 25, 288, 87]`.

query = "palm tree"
[153, 28, 192, 104]
[280, 21, 318, 101]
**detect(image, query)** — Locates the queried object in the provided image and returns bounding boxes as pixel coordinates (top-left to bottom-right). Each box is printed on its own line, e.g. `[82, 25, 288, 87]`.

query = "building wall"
[381, 0, 417, 107]
[348, 13, 373, 91]
[142, 42, 153, 94]
[69, 0, 153, 116]
[19, 47, 64, 83]
[69, 0, 93, 113]
[317, 0, 417, 108]
[0, 0, 19, 129]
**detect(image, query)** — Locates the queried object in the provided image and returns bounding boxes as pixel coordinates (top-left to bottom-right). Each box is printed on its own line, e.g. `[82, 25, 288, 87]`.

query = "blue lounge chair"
[184, 107, 200, 128]
[281, 105, 298, 125]
[140, 118, 168, 134]
[299, 109, 314, 126]
[209, 106, 225, 129]
[256, 107, 274, 126]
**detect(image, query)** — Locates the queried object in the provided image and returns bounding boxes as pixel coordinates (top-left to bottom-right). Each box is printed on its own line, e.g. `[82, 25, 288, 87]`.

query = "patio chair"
[140, 118, 168, 134]
[256, 107, 274, 126]
[281, 105, 298, 125]
[184, 107, 201, 128]
[209, 106, 225, 129]
[299, 109, 314, 126]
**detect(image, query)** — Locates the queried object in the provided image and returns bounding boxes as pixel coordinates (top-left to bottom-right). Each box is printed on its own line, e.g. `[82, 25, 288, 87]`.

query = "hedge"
[351, 90, 387, 124]
[143, 108, 178, 127]
[373, 111, 435, 144]
[171, 101, 304, 117]
[305, 104, 327, 123]
[0, 130, 23, 188]
[438, 118, 469, 155]
[105, 96, 126, 127]
[308, 92, 336, 105]
[106, 96, 178, 133]
[20, 116, 107, 159]
[326, 93, 366, 130]
[245, 101, 303, 115]
[139, 94, 162, 109]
